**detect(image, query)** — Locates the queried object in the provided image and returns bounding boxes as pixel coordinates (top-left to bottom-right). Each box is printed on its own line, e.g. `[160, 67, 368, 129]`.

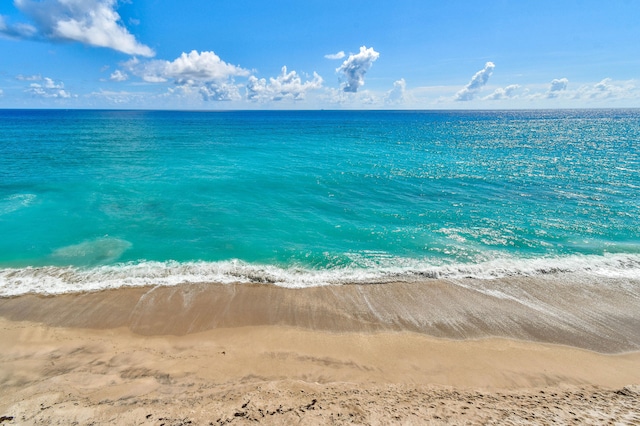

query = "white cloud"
[593, 78, 614, 94]
[547, 77, 568, 98]
[25, 76, 71, 98]
[455, 62, 495, 101]
[325, 51, 345, 60]
[90, 89, 147, 104]
[247, 66, 323, 102]
[385, 78, 406, 104]
[549, 78, 569, 92]
[3, 0, 153, 56]
[126, 50, 249, 101]
[573, 78, 637, 101]
[16, 74, 42, 81]
[109, 70, 128, 82]
[162, 50, 249, 83]
[198, 81, 242, 101]
[336, 46, 380, 93]
[483, 84, 520, 100]
[0, 88, 3, 97]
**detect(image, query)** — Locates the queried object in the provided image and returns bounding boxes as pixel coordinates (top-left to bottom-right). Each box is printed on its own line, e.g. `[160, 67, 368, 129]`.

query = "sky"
[0, 0, 639, 110]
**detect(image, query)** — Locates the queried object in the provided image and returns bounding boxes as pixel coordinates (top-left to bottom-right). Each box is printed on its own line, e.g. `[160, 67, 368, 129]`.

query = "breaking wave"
[1, 253, 639, 296]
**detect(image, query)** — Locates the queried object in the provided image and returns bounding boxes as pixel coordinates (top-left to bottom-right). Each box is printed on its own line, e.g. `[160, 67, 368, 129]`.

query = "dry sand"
[1, 280, 640, 424]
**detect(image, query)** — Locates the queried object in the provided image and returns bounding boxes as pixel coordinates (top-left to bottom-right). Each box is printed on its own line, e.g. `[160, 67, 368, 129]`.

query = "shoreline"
[2, 279, 640, 424]
[1, 277, 639, 353]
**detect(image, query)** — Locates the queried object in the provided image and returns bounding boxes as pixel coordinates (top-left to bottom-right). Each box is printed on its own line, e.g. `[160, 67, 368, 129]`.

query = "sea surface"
[1, 109, 639, 295]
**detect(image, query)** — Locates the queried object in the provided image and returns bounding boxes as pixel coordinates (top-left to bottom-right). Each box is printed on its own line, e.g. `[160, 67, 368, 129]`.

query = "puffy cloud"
[198, 81, 242, 101]
[109, 70, 128, 82]
[586, 78, 625, 99]
[162, 50, 249, 83]
[385, 78, 406, 104]
[25, 76, 71, 98]
[484, 84, 520, 100]
[336, 46, 380, 92]
[325, 51, 345, 60]
[572, 78, 638, 101]
[246, 66, 323, 102]
[2, 0, 153, 56]
[126, 50, 249, 101]
[546, 78, 568, 98]
[455, 62, 495, 101]
[128, 51, 248, 83]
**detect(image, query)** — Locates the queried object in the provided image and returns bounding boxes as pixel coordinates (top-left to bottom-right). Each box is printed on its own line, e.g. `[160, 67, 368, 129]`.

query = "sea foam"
[1, 253, 639, 296]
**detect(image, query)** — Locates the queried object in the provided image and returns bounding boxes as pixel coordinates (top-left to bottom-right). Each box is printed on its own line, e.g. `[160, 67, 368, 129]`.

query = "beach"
[2, 110, 640, 423]
[2, 279, 640, 425]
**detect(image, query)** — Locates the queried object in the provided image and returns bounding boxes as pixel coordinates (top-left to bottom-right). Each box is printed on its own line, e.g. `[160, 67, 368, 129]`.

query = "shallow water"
[1, 109, 639, 294]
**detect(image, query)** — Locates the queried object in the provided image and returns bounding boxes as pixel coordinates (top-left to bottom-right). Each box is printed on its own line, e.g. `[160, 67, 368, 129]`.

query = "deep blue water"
[1, 109, 639, 294]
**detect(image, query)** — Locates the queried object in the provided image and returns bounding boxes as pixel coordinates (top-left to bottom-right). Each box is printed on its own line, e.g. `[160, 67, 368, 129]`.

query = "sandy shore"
[1, 280, 640, 424]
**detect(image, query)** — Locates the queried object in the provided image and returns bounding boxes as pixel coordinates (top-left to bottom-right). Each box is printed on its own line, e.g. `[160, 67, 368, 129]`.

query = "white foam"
[1, 253, 639, 296]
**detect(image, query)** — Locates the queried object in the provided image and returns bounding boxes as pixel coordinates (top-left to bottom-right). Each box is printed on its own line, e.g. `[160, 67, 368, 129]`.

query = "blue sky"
[0, 0, 638, 109]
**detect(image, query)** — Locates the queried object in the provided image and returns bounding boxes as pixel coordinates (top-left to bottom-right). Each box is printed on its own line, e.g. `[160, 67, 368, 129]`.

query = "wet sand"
[1, 279, 640, 424]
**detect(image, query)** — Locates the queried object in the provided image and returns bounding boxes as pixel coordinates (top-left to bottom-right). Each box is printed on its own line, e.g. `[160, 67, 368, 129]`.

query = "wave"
[1, 253, 639, 296]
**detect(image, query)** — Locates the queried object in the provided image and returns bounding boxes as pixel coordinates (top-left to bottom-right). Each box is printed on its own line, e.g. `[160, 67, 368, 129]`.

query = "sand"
[1, 280, 640, 424]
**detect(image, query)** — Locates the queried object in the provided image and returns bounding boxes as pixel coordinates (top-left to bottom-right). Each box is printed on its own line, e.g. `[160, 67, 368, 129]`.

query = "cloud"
[126, 50, 250, 101]
[0, 88, 3, 97]
[325, 51, 345, 60]
[455, 62, 495, 101]
[1, 0, 154, 57]
[247, 66, 323, 102]
[16, 74, 42, 81]
[0, 14, 37, 38]
[198, 81, 242, 101]
[336, 46, 380, 92]
[90, 89, 147, 104]
[572, 78, 637, 101]
[25, 76, 71, 98]
[162, 50, 249, 83]
[385, 78, 406, 104]
[546, 77, 568, 98]
[484, 84, 520, 100]
[109, 70, 128, 82]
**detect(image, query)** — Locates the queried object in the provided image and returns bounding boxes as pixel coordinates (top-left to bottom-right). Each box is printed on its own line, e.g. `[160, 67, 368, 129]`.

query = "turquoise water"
[1, 109, 639, 294]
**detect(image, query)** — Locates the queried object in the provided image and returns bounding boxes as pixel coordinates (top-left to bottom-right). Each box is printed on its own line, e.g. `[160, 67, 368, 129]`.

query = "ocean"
[1, 109, 639, 296]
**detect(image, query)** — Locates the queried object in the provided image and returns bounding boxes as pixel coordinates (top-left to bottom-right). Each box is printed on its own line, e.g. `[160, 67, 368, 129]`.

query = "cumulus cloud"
[455, 62, 495, 101]
[126, 50, 249, 101]
[109, 70, 128, 82]
[325, 51, 345, 60]
[572, 78, 638, 101]
[548, 78, 568, 98]
[246, 66, 323, 102]
[484, 84, 520, 100]
[25, 76, 71, 98]
[1, 0, 153, 56]
[385, 78, 406, 104]
[546, 78, 568, 98]
[162, 50, 249, 83]
[198, 81, 243, 101]
[336, 46, 380, 93]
